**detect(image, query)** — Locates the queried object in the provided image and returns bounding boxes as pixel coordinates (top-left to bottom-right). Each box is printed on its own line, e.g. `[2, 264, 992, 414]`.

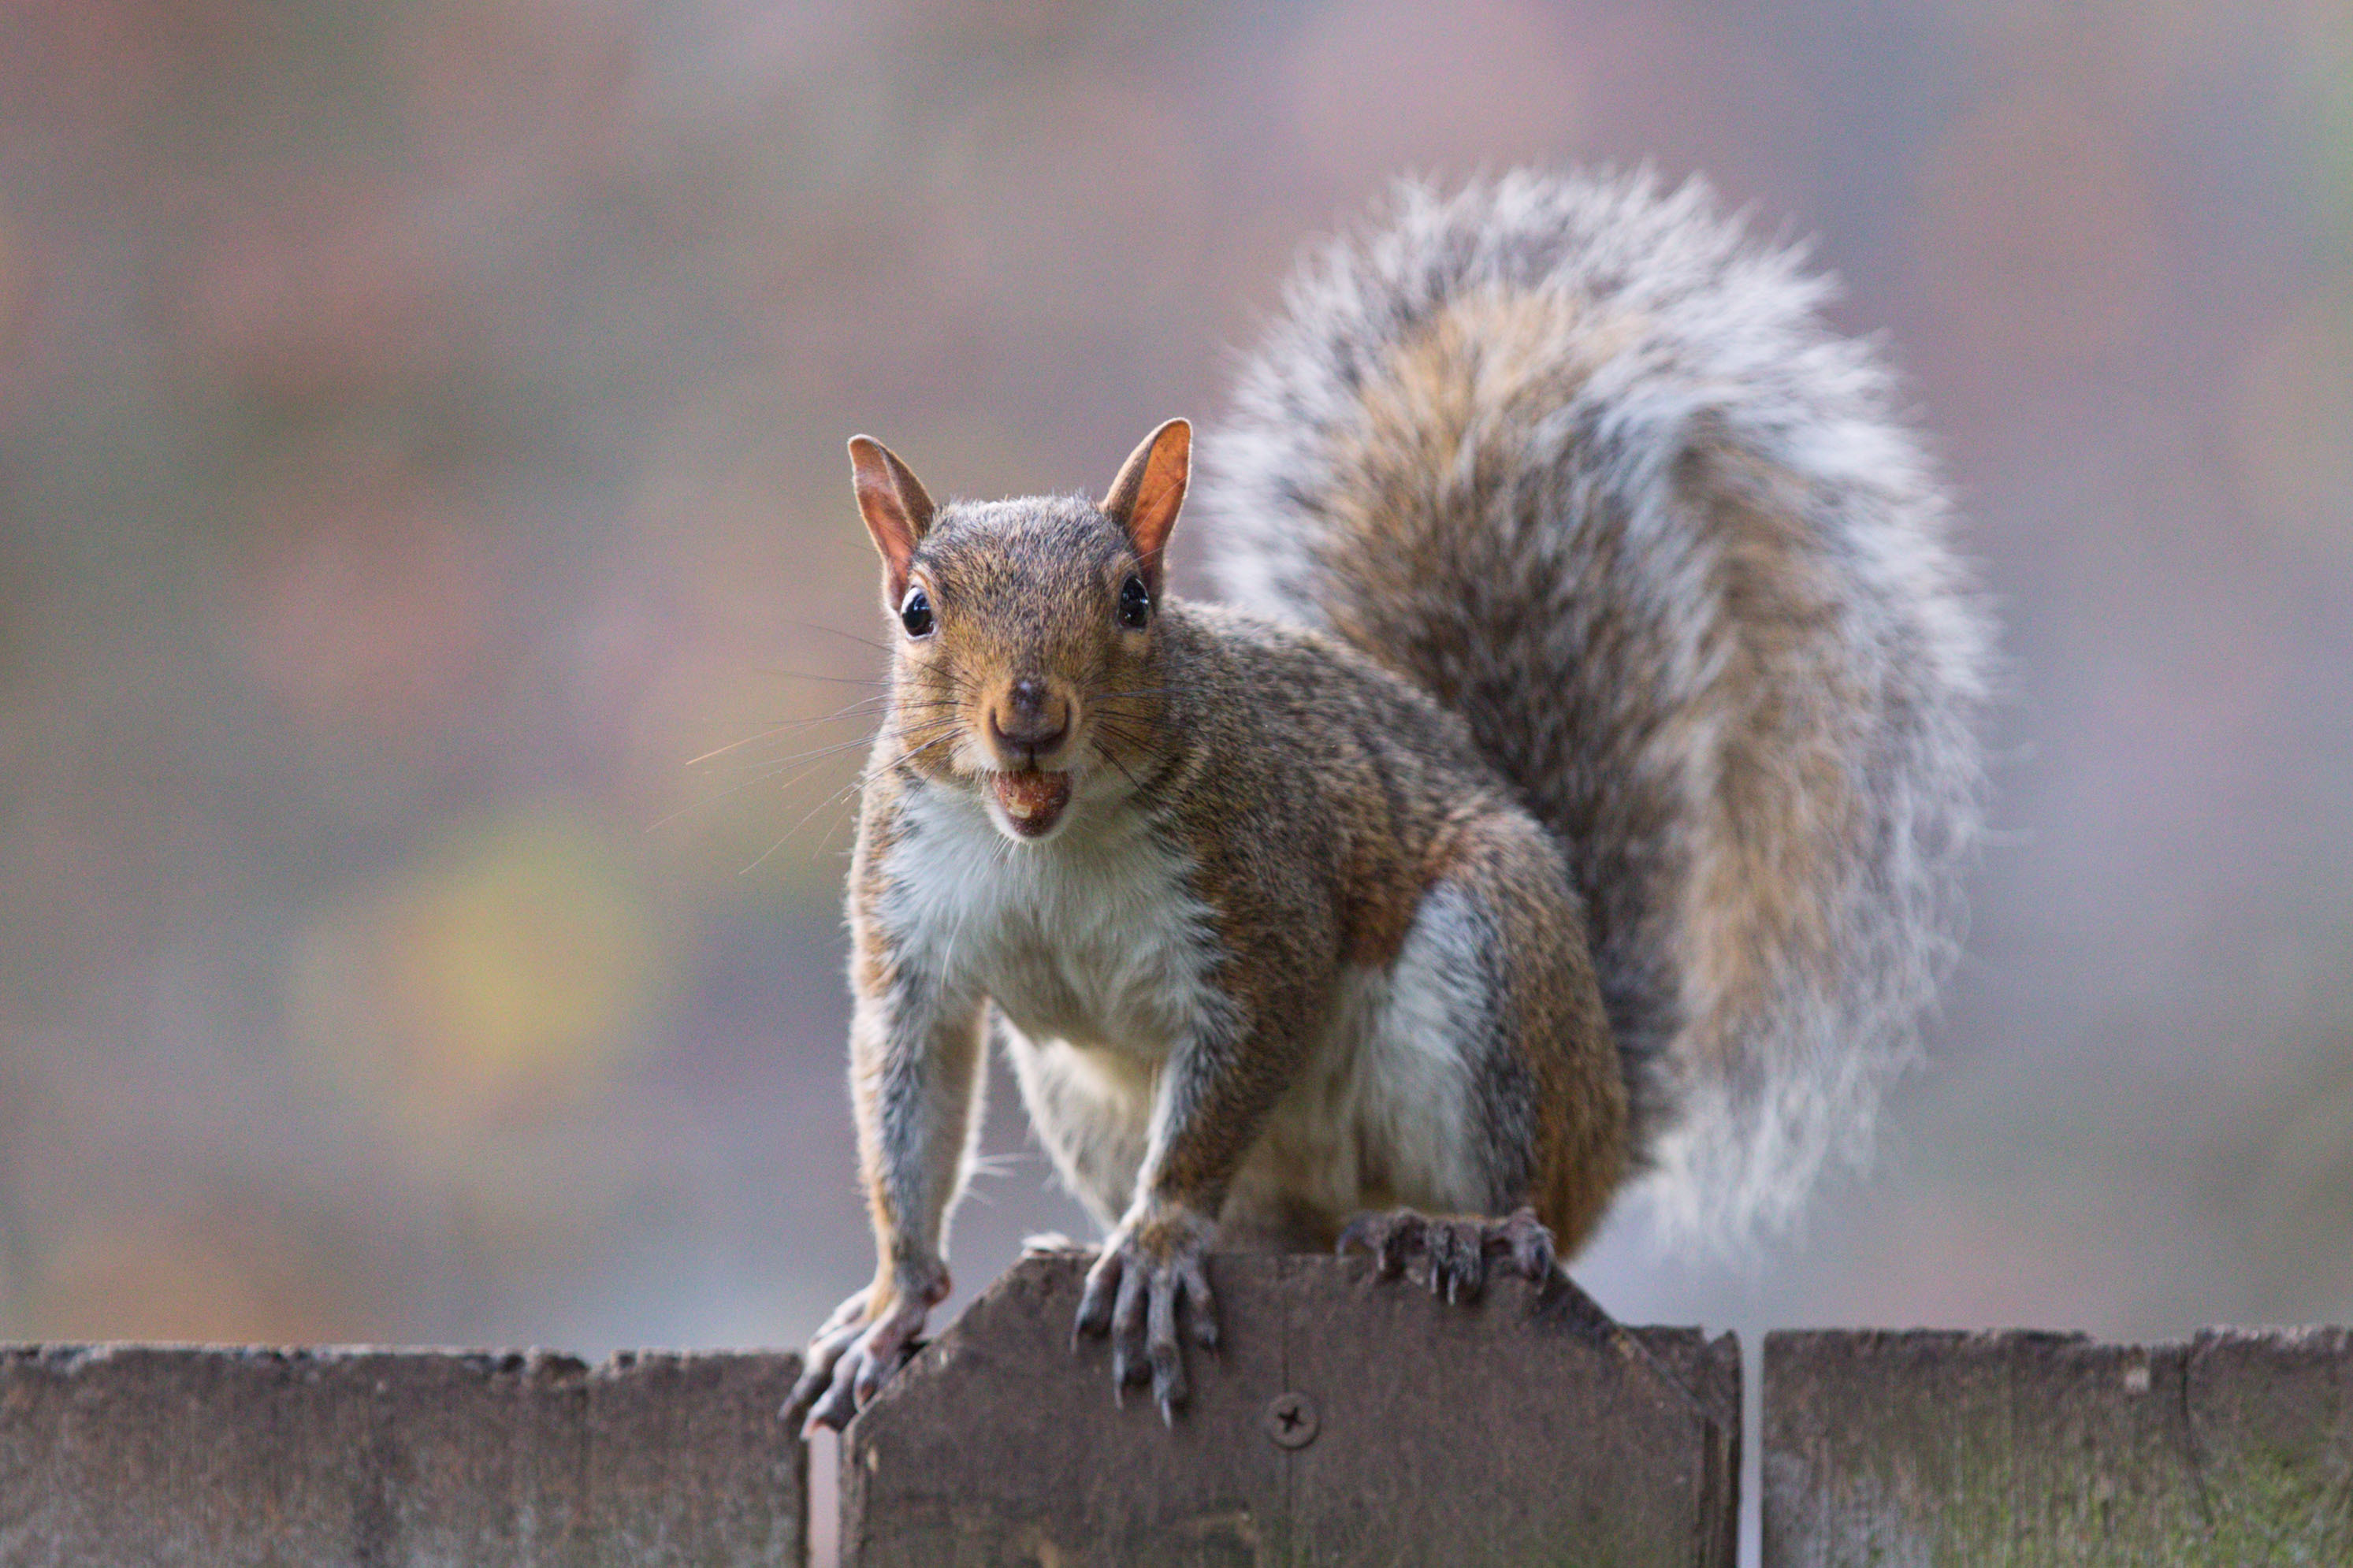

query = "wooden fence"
[3, 1256, 2347, 1565]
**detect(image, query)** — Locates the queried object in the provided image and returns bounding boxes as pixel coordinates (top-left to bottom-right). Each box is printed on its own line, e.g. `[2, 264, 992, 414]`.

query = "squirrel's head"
[846, 419, 1189, 845]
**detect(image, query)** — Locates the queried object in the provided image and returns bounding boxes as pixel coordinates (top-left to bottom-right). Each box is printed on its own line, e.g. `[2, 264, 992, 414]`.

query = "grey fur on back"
[1200, 170, 1990, 1246]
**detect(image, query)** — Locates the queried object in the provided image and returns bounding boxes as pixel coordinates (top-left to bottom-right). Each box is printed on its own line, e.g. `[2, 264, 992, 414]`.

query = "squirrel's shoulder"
[1162, 598, 1442, 707]
[1157, 596, 1489, 774]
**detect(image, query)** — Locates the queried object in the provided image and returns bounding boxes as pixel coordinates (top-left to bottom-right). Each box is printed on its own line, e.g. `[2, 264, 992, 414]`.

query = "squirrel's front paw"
[1073, 1206, 1219, 1422]
[1337, 1206, 1557, 1302]
[788, 1269, 945, 1435]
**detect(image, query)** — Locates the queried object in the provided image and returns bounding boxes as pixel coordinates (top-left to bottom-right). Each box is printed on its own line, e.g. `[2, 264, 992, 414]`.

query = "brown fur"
[1206, 172, 1987, 1244]
[797, 425, 1630, 1426]
[1673, 444, 1863, 1062]
[799, 173, 1988, 1430]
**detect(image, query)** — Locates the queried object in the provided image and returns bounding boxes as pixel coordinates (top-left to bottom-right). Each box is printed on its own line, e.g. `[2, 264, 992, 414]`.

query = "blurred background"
[2, 0, 2351, 1532]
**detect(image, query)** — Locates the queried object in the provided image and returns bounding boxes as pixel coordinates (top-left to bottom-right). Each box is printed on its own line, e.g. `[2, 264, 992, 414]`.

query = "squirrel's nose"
[989, 678, 1070, 760]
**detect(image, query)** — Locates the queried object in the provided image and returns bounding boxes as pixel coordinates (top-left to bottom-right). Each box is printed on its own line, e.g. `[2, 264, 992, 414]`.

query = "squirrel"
[790, 169, 1989, 1431]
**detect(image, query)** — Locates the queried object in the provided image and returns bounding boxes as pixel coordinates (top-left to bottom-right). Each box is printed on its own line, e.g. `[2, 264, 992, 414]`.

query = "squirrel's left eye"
[900, 587, 935, 638]
[1117, 574, 1151, 630]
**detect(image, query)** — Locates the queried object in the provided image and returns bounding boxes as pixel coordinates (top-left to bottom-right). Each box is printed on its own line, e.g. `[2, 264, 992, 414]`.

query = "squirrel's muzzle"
[985, 676, 1072, 766]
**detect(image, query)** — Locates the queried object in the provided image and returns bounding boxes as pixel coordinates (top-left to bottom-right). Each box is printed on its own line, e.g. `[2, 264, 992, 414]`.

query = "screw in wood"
[1262, 1391, 1318, 1449]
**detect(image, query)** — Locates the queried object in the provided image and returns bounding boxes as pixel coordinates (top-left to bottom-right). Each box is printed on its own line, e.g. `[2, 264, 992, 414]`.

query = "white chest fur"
[875, 786, 1219, 1057]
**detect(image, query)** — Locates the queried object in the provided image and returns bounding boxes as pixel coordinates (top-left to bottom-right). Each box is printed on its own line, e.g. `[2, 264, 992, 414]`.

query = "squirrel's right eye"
[900, 588, 935, 638]
[1117, 574, 1152, 630]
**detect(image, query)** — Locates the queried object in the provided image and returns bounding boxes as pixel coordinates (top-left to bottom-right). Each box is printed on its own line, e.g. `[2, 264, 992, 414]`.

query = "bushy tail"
[1200, 171, 1990, 1245]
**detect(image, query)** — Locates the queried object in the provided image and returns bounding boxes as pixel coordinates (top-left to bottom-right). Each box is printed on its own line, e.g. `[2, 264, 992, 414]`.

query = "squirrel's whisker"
[749, 666, 891, 688]
[739, 730, 960, 875]
[686, 698, 898, 767]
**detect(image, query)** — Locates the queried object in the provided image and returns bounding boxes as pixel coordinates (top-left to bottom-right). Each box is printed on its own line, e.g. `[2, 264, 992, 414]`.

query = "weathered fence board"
[839, 1253, 1739, 1567]
[0, 1345, 805, 1567]
[17, 1292, 2340, 1564]
[1764, 1326, 2353, 1566]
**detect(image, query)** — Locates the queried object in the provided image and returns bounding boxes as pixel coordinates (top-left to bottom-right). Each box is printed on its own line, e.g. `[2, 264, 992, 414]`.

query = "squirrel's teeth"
[991, 771, 1072, 836]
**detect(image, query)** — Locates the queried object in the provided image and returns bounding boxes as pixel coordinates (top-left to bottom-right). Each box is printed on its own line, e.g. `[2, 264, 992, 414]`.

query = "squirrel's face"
[847, 422, 1190, 845]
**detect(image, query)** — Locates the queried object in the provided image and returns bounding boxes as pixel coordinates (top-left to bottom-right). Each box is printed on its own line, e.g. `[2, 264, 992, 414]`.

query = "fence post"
[839, 1252, 1738, 1566]
[0, 1345, 805, 1566]
[1764, 1326, 2353, 1565]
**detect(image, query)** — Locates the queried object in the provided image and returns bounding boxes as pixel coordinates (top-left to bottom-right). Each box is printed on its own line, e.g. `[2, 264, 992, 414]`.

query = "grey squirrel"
[790, 169, 1989, 1430]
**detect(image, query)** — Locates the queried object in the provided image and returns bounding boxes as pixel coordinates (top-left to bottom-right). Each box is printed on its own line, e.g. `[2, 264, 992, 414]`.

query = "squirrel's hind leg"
[1338, 811, 1631, 1292]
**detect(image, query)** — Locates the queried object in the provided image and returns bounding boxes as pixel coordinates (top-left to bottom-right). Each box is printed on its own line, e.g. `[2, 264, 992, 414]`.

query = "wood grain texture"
[1764, 1327, 2353, 1566]
[841, 1253, 1738, 1566]
[0, 1346, 805, 1567]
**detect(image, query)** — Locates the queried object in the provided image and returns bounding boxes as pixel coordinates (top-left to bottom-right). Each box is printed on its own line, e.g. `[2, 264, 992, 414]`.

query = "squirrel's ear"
[847, 435, 935, 604]
[1101, 418, 1190, 587]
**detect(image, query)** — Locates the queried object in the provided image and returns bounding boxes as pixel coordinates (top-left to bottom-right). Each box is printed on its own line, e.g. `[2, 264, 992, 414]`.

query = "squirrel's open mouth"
[988, 770, 1072, 838]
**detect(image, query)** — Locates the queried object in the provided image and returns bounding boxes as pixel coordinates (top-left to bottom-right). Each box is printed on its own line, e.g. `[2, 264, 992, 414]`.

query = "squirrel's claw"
[1338, 1206, 1559, 1302]
[1427, 1221, 1484, 1302]
[1075, 1209, 1218, 1418]
[801, 1358, 862, 1435]
[785, 1286, 870, 1421]
[1495, 1206, 1557, 1280]
[1180, 1251, 1219, 1349]
[1147, 1269, 1188, 1409]
[1336, 1209, 1412, 1280]
[1108, 1257, 1150, 1390]
[788, 1287, 929, 1436]
[1074, 1247, 1121, 1343]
